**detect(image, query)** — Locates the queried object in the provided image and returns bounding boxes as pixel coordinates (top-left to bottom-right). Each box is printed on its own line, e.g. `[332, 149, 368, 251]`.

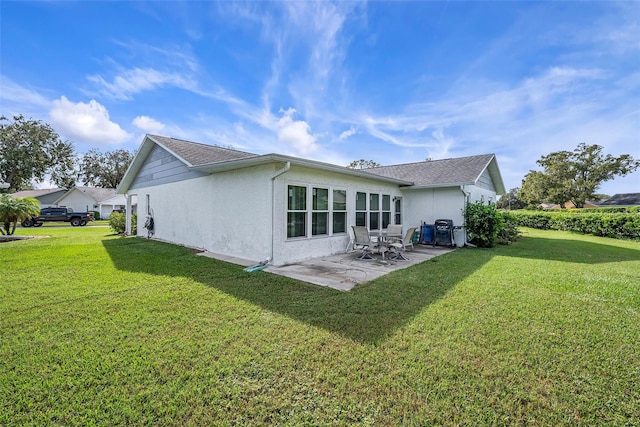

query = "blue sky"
[2, 1, 639, 195]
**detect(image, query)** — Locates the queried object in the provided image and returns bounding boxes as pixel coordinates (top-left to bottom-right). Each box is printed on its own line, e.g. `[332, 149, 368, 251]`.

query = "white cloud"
[338, 126, 358, 140]
[276, 108, 318, 155]
[88, 68, 195, 100]
[0, 75, 50, 108]
[132, 115, 166, 134]
[50, 96, 132, 145]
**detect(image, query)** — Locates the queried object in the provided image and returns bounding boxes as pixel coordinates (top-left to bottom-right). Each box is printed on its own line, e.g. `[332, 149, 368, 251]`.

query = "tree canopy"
[347, 159, 381, 169]
[77, 148, 135, 188]
[0, 115, 76, 192]
[520, 143, 639, 208]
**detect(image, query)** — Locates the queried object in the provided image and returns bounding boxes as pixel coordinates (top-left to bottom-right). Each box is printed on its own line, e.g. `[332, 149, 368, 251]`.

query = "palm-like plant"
[0, 195, 40, 235]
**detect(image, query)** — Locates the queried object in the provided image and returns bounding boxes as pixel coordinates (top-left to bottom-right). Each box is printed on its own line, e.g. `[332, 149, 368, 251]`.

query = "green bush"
[497, 211, 522, 245]
[464, 202, 504, 248]
[108, 212, 137, 235]
[91, 210, 100, 220]
[511, 210, 640, 240]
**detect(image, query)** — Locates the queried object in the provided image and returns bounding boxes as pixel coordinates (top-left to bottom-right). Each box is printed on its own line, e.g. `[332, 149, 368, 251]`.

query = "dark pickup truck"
[21, 207, 94, 227]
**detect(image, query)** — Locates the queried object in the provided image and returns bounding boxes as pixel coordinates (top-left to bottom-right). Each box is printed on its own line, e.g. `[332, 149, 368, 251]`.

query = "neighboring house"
[597, 193, 640, 207]
[10, 188, 68, 208]
[117, 135, 505, 266]
[54, 186, 136, 219]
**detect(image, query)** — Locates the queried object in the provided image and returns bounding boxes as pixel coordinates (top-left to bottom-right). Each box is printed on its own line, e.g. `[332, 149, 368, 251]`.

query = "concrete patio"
[198, 244, 456, 291]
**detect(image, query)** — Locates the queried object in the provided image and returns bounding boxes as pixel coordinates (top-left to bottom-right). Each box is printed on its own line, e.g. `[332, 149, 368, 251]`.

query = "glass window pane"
[333, 212, 346, 233]
[356, 212, 366, 227]
[370, 193, 379, 211]
[312, 212, 328, 235]
[370, 212, 379, 230]
[356, 192, 366, 210]
[333, 190, 346, 210]
[382, 212, 391, 228]
[287, 212, 306, 238]
[313, 188, 328, 210]
[288, 186, 306, 210]
[382, 195, 390, 210]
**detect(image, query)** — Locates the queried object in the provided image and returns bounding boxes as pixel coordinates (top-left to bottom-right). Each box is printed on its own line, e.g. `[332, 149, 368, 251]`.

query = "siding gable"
[131, 144, 207, 189]
[476, 168, 495, 191]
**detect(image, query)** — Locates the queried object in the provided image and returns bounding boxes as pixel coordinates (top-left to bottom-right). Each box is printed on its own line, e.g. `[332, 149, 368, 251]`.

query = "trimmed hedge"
[511, 210, 640, 240]
[569, 206, 639, 214]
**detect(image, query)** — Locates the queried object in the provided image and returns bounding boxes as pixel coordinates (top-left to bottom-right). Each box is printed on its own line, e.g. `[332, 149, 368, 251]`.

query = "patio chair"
[351, 225, 378, 260]
[388, 226, 418, 261]
[386, 224, 403, 243]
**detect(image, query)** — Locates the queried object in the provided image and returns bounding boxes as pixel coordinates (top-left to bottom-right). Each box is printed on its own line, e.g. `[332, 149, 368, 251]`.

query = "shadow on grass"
[102, 234, 638, 344]
[102, 237, 490, 344]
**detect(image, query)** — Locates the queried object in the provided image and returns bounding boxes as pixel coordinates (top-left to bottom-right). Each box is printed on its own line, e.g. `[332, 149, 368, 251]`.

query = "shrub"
[464, 202, 504, 248]
[91, 210, 101, 220]
[108, 212, 137, 235]
[497, 211, 522, 245]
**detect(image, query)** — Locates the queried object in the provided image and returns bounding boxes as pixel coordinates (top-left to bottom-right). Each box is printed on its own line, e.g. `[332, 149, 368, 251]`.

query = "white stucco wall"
[131, 164, 274, 264]
[57, 190, 95, 213]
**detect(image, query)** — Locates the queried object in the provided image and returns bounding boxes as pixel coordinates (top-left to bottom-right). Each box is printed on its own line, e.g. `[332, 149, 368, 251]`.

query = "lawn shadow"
[102, 234, 638, 344]
[102, 237, 489, 344]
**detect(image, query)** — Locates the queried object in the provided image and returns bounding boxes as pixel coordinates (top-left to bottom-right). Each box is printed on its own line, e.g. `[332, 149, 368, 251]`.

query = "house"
[53, 186, 136, 219]
[10, 188, 68, 208]
[597, 193, 640, 207]
[117, 135, 505, 266]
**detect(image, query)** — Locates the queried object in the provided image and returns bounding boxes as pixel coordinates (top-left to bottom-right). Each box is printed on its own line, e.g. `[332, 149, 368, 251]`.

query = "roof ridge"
[367, 153, 495, 170]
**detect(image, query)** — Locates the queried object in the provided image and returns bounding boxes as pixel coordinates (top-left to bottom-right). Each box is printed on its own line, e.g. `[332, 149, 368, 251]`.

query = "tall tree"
[521, 143, 639, 208]
[0, 195, 40, 235]
[347, 159, 381, 169]
[0, 115, 76, 192]
[78, 148, 135, 188]
[495, 187, 526, 210]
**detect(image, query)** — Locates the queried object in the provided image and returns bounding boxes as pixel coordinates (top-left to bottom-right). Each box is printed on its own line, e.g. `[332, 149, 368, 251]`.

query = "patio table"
[368, 229, 390, 260]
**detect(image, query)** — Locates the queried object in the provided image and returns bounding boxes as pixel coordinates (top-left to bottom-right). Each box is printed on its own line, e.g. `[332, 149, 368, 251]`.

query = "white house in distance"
[54, 186, 136, 219]
[117, 135, 505, 266]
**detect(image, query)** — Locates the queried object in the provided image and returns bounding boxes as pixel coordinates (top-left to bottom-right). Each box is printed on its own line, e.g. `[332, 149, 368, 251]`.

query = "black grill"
[433, 219, 455, 247]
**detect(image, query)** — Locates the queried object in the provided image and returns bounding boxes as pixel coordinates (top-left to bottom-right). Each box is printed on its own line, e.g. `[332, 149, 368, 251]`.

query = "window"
[287, 185, 346, 239]
[382, 195, 391, 228]
[369, 193, 380, 230]
[355, 191, 391, 230]
[146, 194, 151, 215]
[332, 190, 346, 234]
[312, 187, 328, 236]
[356, 192, 367, 227]
[287, 185, 306, 238]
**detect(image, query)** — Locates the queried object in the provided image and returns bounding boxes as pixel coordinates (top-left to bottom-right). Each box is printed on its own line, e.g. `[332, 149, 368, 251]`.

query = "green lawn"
[1, 226, 639, 426]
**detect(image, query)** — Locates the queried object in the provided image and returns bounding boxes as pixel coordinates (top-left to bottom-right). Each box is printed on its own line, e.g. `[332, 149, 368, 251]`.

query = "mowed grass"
[1, 226, 638, 426]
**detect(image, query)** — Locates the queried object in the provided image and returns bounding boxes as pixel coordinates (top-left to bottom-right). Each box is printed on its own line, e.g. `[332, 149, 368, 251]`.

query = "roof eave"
[401, 181, 476, 190]
[191, 153, 414, 185]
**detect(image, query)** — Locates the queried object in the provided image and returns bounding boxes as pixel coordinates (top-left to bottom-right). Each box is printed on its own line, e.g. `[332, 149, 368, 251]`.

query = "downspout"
[270, 161, 291, 265]
[460, 185, 471, 246]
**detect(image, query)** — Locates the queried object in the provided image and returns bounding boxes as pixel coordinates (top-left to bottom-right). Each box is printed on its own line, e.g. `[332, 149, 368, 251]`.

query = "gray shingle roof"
[148, 135, 258, 167]
[75, 187, 119, 202]
[598, 193, 640, 206]
[10, 188, 66, 198]
[364, 154, 496, 186]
